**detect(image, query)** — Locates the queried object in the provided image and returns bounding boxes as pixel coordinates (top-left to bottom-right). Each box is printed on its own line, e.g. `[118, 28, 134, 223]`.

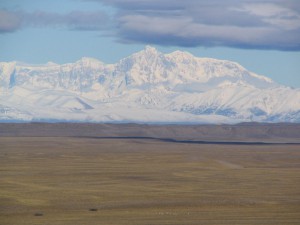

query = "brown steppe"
[0, 123, 300, 224]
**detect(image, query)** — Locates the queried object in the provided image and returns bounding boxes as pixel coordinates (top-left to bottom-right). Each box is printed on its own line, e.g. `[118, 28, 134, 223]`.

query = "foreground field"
[1, 136, 300, 225]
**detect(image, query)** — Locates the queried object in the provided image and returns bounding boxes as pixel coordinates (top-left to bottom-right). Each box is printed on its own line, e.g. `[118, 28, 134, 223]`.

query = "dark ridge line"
[75, 136, 300, 145]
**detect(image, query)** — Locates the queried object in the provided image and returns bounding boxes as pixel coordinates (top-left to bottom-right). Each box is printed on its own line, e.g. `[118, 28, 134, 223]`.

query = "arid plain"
[1, 123, 300, 225]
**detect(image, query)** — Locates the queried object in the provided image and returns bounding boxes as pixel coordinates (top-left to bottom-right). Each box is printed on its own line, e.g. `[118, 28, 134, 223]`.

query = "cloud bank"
[1, 0, 300, 51]
[0, 9, 109, 33]
[98, 0, 300, 51]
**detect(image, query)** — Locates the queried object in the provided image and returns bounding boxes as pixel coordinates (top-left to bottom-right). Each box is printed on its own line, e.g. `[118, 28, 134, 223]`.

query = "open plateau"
[1, 123, 300, 225]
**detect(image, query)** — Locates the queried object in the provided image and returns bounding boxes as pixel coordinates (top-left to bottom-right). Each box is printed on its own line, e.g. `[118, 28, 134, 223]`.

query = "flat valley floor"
[0, 124, 300, 224]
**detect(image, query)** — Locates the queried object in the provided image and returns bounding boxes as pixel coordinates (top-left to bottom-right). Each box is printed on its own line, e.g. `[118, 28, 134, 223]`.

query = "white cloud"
[234, 3, 300, 30]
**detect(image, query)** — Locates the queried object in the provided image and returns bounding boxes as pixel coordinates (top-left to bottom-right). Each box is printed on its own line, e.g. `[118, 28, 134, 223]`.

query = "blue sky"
[0, 0, 300, 87]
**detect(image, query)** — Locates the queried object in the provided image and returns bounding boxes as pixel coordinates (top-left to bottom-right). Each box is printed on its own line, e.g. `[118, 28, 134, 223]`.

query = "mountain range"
[0, 46, 299, 123]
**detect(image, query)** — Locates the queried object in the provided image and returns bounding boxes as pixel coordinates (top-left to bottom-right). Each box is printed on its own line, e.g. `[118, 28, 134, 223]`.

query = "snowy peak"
[0, 46, 298, 123]
[144, 45, 160, 55]
[115, 46, 276, 88]
[46, 61, 59, 67]
[0, 46, 275, 90]
[126, 45, 163, 63]
[165, 50, 194, 62]
[75, 57, 104, 67]
[125, 46, 161, 62]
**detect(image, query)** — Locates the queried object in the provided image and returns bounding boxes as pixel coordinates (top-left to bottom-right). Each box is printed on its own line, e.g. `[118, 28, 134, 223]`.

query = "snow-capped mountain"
[0, 46, 299, 123]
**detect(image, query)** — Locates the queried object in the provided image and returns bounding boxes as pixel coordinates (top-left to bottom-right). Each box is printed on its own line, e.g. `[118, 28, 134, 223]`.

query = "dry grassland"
[1, 136, 300, 224]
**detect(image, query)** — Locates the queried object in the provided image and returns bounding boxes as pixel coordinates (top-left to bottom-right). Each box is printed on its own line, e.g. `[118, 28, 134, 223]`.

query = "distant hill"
[1, 123, 300, 143]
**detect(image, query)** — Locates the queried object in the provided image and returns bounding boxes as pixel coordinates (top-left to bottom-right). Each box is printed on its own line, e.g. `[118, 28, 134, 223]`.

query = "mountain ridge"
[0, 46, 299, 123]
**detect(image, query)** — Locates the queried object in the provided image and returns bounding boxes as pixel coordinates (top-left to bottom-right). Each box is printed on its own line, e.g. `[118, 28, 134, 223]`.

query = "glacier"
[0, 46, 299, 123]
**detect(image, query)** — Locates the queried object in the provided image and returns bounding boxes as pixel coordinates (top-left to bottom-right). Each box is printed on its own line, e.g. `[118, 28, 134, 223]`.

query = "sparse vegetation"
[0, 124, 300, 224]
